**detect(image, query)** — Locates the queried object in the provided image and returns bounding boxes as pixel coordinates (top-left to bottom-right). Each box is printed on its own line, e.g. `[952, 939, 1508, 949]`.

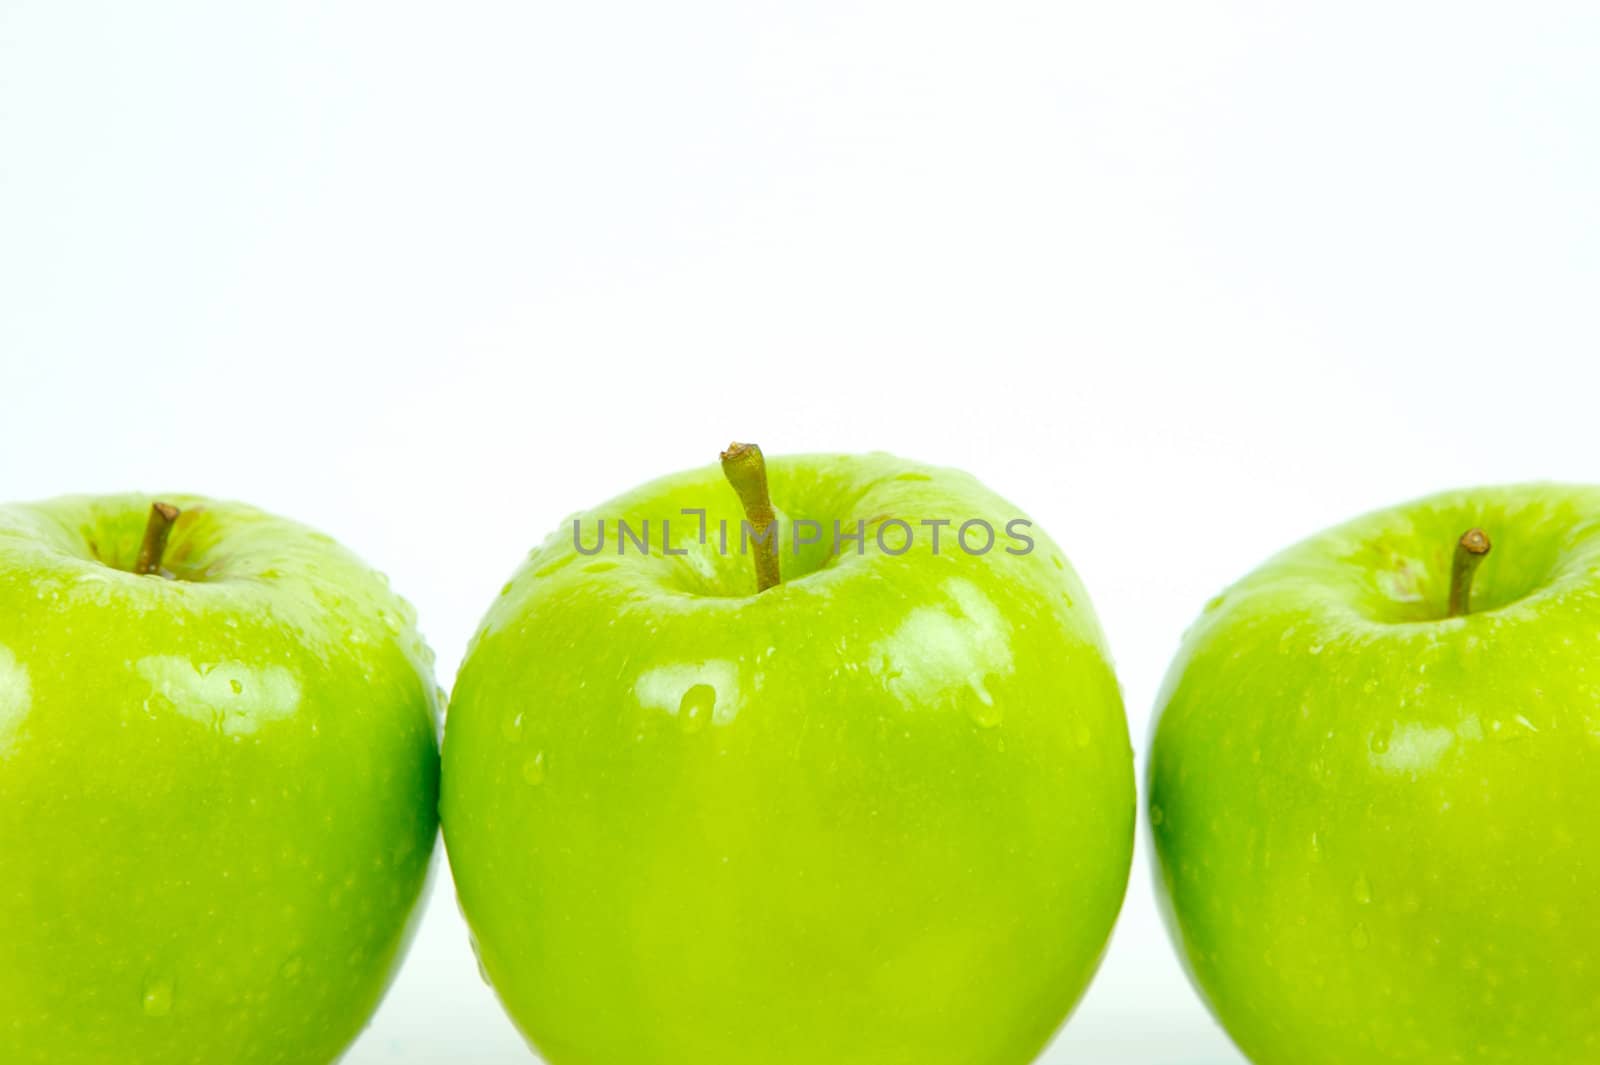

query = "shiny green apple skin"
[0, 496, 441, 1065]
[1150, 484, 1600, 1065]
[442, 452, 1135, 1065]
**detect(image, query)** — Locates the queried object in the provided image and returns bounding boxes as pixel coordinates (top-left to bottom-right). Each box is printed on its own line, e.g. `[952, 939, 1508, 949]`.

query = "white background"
[3, 3, 1598, 1063]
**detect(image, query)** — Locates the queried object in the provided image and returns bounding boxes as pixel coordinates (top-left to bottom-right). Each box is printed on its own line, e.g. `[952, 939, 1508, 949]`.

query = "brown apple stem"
[720, 442, 781, 592]
[1447, 527, 1491, 618]
[134, 502, 181, 576]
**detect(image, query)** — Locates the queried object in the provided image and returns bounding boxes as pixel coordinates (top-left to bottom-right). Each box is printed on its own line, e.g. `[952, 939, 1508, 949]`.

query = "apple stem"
[134, 502, 181, 577]
[720, 442, 781, 592]
[1447, 527, 1491, 618]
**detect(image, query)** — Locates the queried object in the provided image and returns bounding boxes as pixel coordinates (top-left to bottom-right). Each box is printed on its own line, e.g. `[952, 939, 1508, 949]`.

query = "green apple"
[442, 445, 1135, 1065]
[0, 495, 441, 1065]
[1150, 484, 1600, 1064]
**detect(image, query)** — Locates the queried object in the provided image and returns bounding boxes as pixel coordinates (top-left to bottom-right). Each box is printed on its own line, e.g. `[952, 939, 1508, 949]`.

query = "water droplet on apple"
[1369, 730, 1390, 755]
[142, 978, 174, 1017]
[502, 713, 525, 743]
[1354, 875, 1372, 905]
[229, 678, 243, 695]
[281, 956, 303, 980]
[1352, 925, 1371, 950]
[533, 553, 577, 579]
[968, 697, 1002, 729]
[1150, 805, 1165, 827]
[678, 684, 716, 734]
[522, 751, 546, 785]
[966, 677, 1004, 729]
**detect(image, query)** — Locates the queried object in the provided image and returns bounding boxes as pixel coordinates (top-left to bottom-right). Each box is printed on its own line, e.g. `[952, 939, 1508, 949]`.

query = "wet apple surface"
[0, 496, 441, 1065]
[1151, 484, 1600, 1065]
[443, 449, 1136, 1065]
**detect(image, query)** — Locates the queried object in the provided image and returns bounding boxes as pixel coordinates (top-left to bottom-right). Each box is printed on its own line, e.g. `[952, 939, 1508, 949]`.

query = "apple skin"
[0, 496, 441, 1065]
[1150, 484, 1600, 1065]
[442, 452, 1135, 1065]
